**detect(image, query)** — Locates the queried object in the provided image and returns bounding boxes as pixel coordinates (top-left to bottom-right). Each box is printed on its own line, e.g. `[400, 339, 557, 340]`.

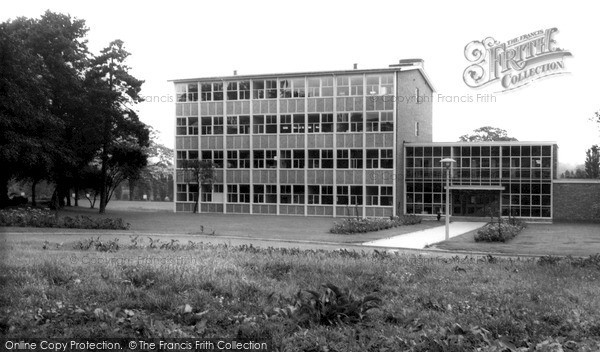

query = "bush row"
[0, 207, 129, 230]
[474, 218, 526, 242]
[330, 215, 421, 234]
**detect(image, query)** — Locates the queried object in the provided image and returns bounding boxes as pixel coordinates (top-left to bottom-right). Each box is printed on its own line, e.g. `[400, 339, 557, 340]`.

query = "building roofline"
[404, 141, 558, 146]
[168, 66, 435, 92]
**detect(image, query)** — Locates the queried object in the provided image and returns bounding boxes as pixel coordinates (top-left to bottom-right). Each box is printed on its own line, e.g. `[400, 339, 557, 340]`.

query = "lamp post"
[440, 158, 456, 240]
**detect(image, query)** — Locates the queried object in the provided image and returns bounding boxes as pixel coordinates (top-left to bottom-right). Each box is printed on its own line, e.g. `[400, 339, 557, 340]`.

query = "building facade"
[172, 63, 434, 217]
[172, 63, 569, 221]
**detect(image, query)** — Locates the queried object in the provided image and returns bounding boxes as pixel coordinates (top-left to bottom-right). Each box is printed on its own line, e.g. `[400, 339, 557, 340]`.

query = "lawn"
[3, 201, 440, 244]
[435, 222, 600, 256]
[1, 233, 600, 350]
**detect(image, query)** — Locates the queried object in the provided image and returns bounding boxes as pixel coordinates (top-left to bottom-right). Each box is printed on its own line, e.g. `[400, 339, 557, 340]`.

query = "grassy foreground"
[1, 236, 600, 351]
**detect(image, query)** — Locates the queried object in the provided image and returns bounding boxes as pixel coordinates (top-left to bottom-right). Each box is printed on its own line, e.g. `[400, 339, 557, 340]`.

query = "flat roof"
[170, 67, 435, 93]
[405, 141, 558, 146]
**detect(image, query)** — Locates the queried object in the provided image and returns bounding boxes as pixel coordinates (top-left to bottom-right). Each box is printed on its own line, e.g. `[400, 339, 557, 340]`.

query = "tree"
[0, 19, 63, 207]
[86, 40, 150, 213]
[584, 145, 600, 179]
[181, 160, 215, 213]
[459, 126, 518, 142]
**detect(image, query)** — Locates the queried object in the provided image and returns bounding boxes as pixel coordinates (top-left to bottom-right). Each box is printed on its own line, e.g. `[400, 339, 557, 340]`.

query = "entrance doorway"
[452, 190, 500, 217]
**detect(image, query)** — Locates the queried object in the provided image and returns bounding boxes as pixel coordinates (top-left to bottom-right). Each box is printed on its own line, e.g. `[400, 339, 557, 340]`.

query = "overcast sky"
[3, 0, 599, 166]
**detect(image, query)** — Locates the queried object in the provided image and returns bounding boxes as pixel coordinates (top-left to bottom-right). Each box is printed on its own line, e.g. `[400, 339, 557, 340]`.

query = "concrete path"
[362, 222, 487, 249]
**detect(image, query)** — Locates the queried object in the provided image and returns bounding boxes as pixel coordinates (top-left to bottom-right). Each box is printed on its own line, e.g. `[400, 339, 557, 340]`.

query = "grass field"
[6, 201, 440, 244]
[1, 233, 600, 350]
[435, 222, 600, 256]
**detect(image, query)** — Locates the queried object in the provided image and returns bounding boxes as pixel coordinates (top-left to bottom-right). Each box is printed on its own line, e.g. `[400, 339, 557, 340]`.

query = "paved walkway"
[362, 222, 487, 249]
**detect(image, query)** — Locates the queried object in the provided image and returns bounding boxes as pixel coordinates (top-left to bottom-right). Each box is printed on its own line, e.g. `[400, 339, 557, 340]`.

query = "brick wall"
[553, 180, 600, 222]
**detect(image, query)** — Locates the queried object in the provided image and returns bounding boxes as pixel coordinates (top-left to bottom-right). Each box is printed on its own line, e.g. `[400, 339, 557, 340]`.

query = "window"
[176, 117, 187, 135]
[188, 184, 199, 202]
[293, 150, 305, 168]
[308, 149, 320, 168]
[213, 82, 223, 101]
[308, 114, 319, 133]
[266, 115, 277, 134]
[280, 150, 292, 168]
[280, 115, 292, 133]
[322, 186, 333, 204]
[213, 151, 223, 168]
[239, 150, 250, 168]
[176, 83, 198, 102]
[266, 185, 277, 203]
[336, 186, 348, 204]
[381, 112, 393, 131]
[213, 116, 224, 134]
[201, 184, 212, 202]
[366, 186, 378, 205]
[253, 115, 264, 134]
[366, 149, 379, 168]
[292, 78, 305, 98]
[350, 77, 363, 96]
[308, 185, 320, 204]
[227, 82, 238, 100]
[293, 185, 304, 204]
[350, 113, 363, 132]
[253, 185, 265, 203]
[380, 186, 393, 206]
[227, 116, 238, 135]
[321, 150, 333, 168]
[227, 184, 238, 203]
[350, 149, 363, 168]
[307, 77, 333, 97]
[415, 121, 420, 136]
[239, 184, 250, 203]
[381, 149, 393, 169]
[350, 186, 362, 205]
[266, 150, 277, 168]
[366, 112, 378, 132]
[337, 76, 349, 96]
[322, 113, 333, 132]
[176, 184, 188, 201]
[307, 78, 320, 97]
[337, 150, 349, 169]
[366, 74, 393, 95]
[280, 185, 291, 204]
[279, 80, 291, 98]
[201, 83, 212, 101]
[239, 115, 250, 134]
[201, 116, 212, 135]
[177, 117, 198, 135]
[266, 80, 277, 98]
[227, 150, 238, 168]
[337, 113, 349, 132]
[293, 114, 305, 133]
[253, 150, 265, 168]
[253, 80, 265, 99]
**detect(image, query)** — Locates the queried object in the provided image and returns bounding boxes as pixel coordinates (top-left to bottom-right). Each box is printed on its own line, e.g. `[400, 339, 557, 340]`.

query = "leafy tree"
[181, 160, 215, 213]
[584, 145, 600, 179]
[0, 19, 62, 207]
[459, 126, 518, 142]
[86, 40, 150, 213]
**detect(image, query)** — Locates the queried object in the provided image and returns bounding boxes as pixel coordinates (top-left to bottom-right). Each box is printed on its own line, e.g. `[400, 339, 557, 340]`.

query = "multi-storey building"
[172, 61, 574, 221]
[172, 61, 434, 217]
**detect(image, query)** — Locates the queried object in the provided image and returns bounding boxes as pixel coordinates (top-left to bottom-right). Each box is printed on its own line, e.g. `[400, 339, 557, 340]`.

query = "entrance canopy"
[445, 185, 505, 191]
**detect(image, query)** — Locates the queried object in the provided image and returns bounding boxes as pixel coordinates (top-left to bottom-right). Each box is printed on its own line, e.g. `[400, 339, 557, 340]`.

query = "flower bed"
[330, 215, 421, 234]
[474, 218, 526, 242]
[0, 207, 129, 230]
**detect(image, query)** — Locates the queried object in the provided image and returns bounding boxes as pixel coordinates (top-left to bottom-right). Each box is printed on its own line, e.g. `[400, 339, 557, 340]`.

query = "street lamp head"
[440, 158, 456, 168]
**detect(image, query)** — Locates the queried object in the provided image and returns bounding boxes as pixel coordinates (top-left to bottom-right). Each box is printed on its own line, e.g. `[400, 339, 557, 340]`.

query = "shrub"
[272, 283, 380, 326]
[474, 218, 525, 242]
[330, 215, 421, 234]
[0, 207, 129, 230]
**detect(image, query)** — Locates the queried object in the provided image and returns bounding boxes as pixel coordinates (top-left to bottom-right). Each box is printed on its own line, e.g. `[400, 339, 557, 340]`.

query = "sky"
[2, 0, 599, 167]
